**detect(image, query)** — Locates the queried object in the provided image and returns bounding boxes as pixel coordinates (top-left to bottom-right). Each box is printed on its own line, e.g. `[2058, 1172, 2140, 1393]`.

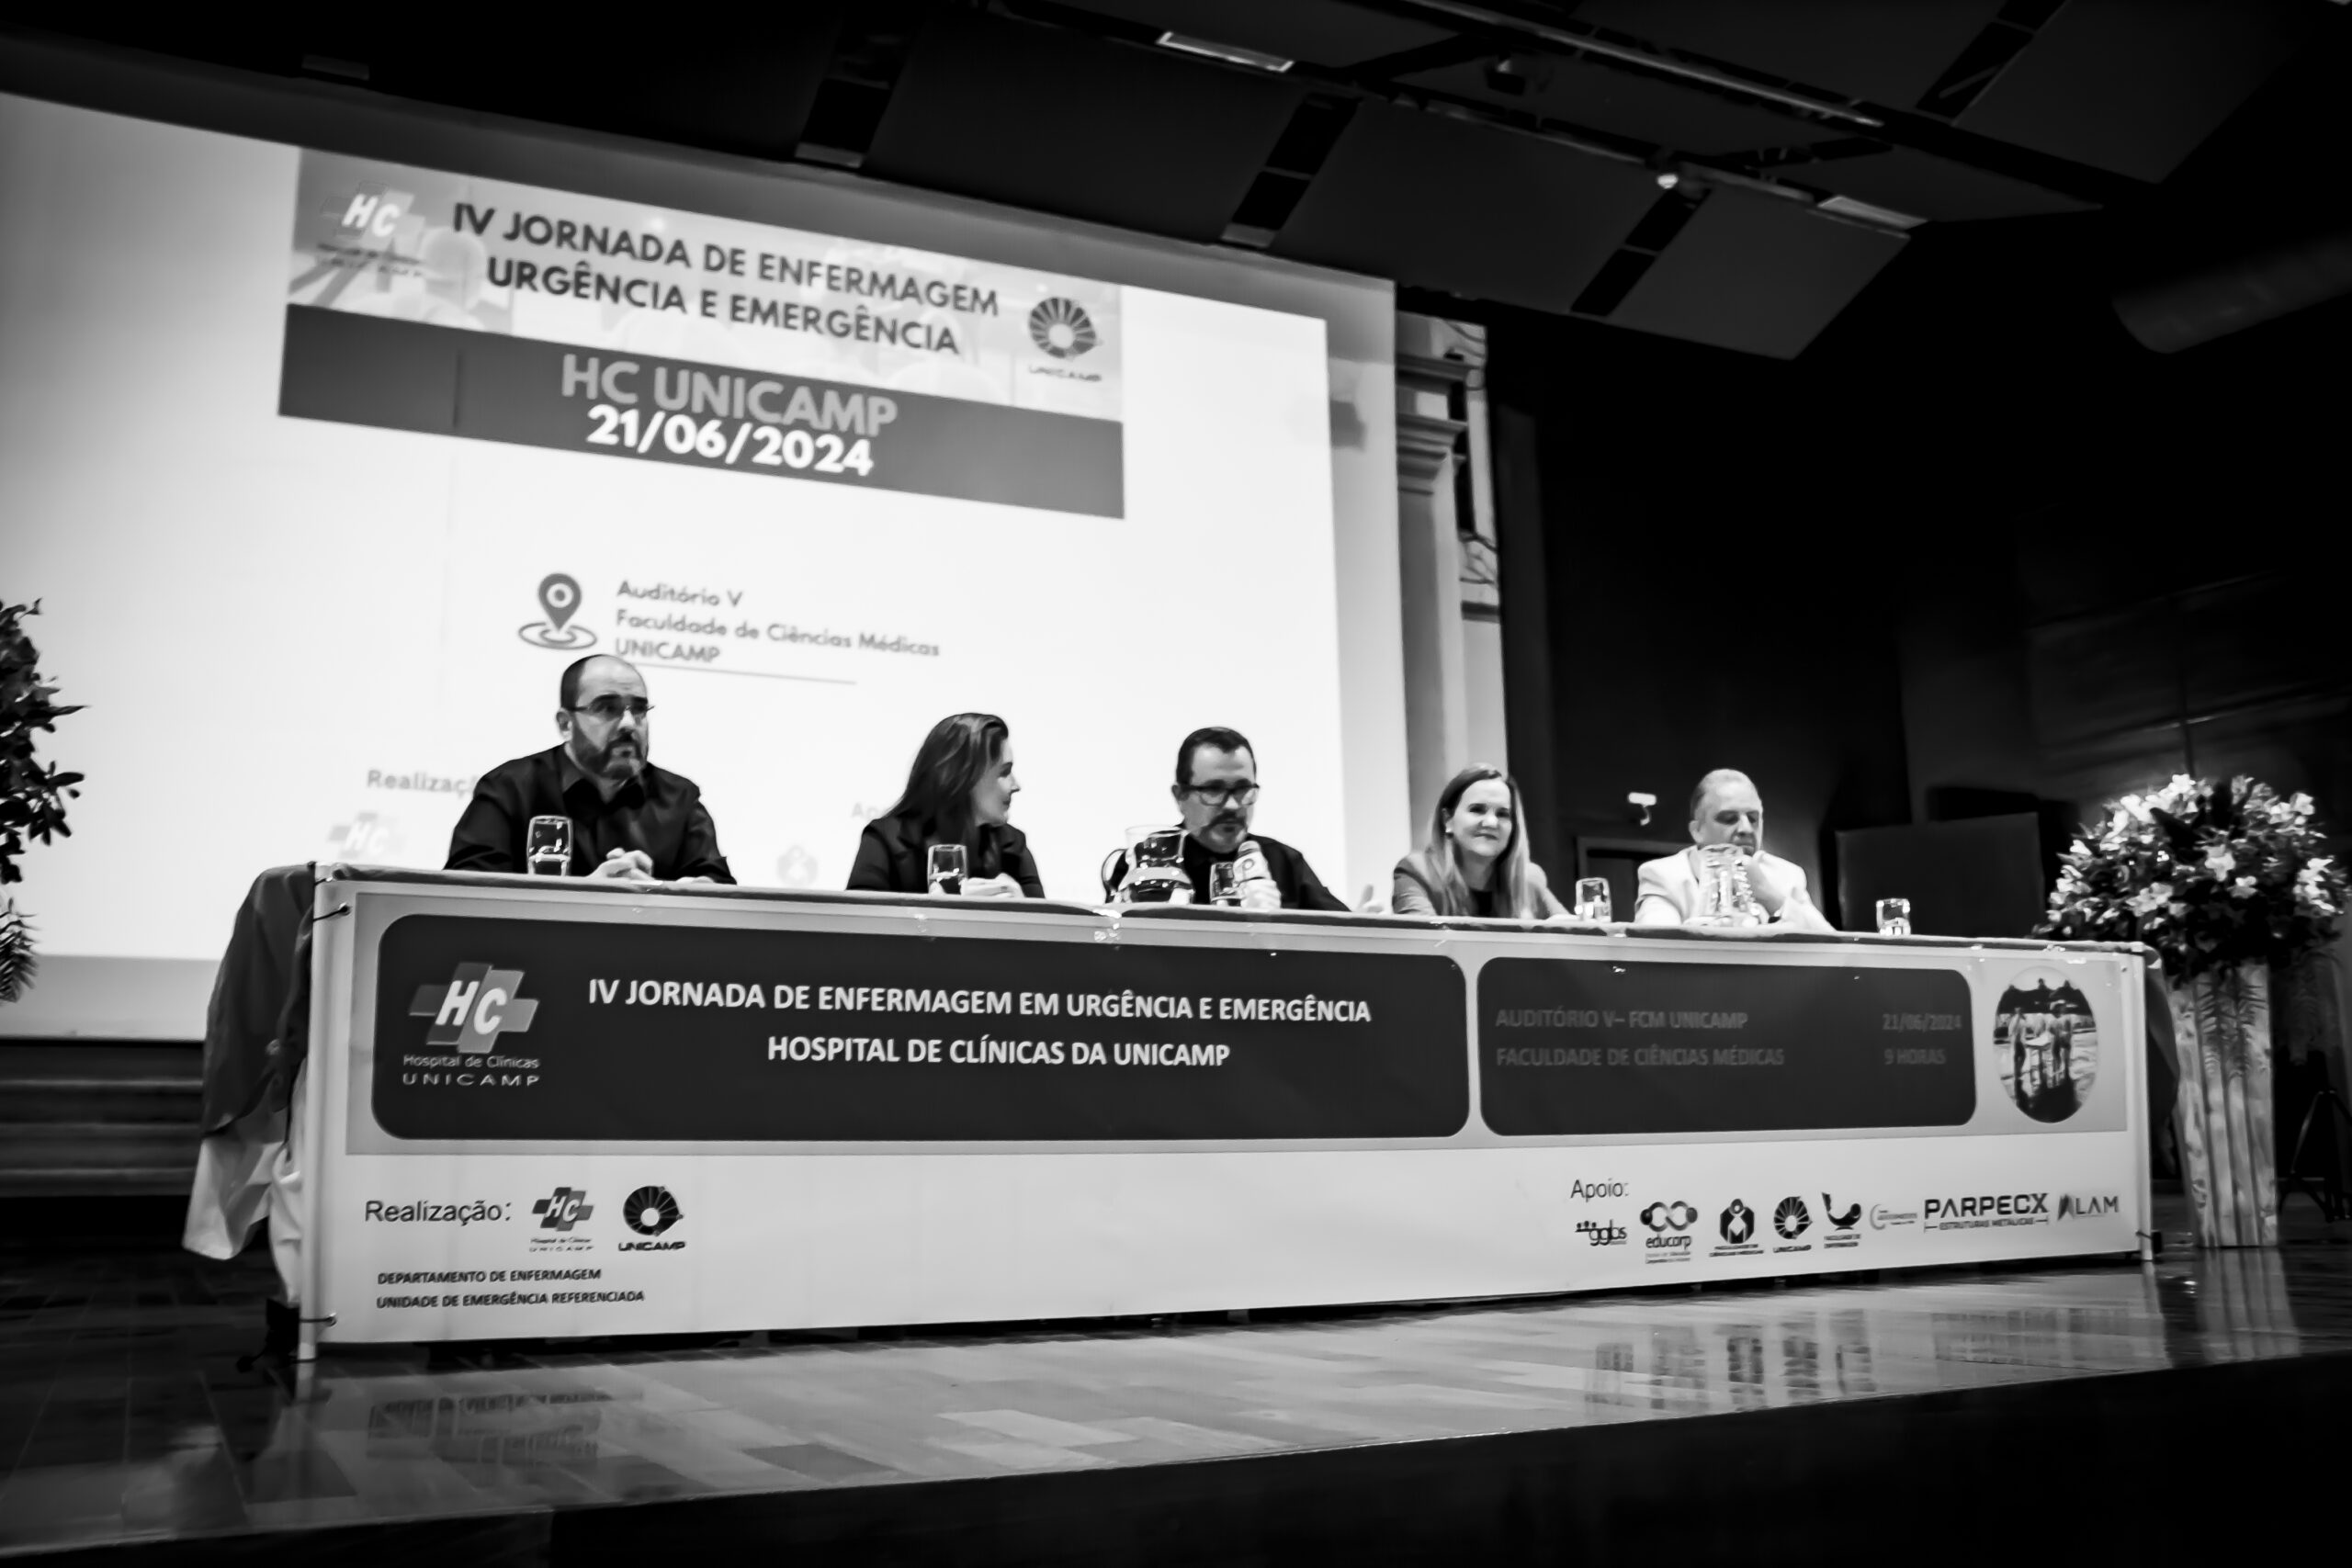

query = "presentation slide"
[0, 86, 1394, 1036]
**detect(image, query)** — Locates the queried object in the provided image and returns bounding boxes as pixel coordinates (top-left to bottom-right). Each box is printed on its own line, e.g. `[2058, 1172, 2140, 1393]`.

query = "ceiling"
[0, 0, 2331, 357]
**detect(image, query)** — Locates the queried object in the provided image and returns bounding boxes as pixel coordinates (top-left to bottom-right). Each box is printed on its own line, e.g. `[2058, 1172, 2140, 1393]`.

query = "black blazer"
[847, 815, 1046, 897]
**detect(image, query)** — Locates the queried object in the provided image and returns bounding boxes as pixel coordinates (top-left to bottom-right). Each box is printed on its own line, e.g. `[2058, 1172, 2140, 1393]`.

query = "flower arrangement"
[2040, 773, 2345, 981]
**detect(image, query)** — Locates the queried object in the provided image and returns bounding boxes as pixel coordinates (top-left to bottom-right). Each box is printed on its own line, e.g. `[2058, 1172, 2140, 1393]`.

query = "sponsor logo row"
[363, 1184, 688, 1255]
[1571, 1186, 2121, 1263]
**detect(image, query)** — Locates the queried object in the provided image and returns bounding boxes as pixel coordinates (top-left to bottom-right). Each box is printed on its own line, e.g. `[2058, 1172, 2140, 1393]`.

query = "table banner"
[1479, 958, 1976, 1134]
[368, 913, 1469, 1143]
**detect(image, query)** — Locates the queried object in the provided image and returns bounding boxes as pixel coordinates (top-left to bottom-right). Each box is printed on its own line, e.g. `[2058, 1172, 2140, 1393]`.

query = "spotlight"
[1656, 172, 1680, 190]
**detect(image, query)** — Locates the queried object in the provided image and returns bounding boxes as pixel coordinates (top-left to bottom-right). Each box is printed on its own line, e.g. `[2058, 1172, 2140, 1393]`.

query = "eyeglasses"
[1182, 783, 1260, 808]
[570, 697, 652, 722]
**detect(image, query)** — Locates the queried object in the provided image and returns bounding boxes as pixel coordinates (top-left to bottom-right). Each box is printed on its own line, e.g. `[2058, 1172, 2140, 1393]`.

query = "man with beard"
[446, 655, 733, 883]
[1104, 726, 1346, 910]
[1632, 768, 1831, 931]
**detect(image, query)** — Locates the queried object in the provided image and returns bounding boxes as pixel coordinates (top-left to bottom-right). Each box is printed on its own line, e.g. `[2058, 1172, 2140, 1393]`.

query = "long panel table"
[299, 869, 2150, 1354]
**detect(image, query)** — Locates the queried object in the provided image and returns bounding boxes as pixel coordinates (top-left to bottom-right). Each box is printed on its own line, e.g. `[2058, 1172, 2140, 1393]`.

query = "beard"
[1197, 812, 1249, 848]
[573, 731, 646, 782]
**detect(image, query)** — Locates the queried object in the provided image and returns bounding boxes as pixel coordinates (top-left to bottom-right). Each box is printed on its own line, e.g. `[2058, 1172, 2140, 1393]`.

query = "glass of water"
[1207, 861, 1242, 908]
[926, 842, 968, 896]
[1875, 897, 1913, 937]
[1572, 877, 1611, 923]
[526, 815, 572, 875]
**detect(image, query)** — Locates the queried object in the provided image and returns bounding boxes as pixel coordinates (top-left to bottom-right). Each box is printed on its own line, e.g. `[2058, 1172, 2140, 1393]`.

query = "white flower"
[2127, 883, 2173, 915]
[2205, 845, 2235, 877]
[2232, 876, 2257, 899]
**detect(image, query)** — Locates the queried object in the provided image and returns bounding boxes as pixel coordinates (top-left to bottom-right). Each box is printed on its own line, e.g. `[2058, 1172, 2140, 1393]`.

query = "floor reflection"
[5, 1212, 2349, 1554]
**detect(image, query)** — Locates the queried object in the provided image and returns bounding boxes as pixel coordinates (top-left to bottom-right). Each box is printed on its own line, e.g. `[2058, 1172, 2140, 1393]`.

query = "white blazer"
[1634, 849, 1832, 930]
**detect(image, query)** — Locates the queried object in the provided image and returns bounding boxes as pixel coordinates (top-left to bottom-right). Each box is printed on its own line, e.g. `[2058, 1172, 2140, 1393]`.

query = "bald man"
[1633, 769, 1832, 931]
[446, 655, 733, 883]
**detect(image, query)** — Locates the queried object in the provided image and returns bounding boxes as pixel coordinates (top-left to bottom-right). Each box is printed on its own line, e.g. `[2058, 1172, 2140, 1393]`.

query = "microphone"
[1233, 840, 1276, 903]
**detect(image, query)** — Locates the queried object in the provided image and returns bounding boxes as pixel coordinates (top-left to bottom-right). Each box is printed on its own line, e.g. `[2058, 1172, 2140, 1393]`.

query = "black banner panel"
[372, 915, 1467, 1141]
[280, 307, 1125, 518]
[1478, 958, 1974, 1135]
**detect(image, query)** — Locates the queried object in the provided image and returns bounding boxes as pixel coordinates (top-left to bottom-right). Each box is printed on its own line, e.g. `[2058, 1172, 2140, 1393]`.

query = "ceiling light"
[1156, 32, 1294, 73]
[1656, 172, 1680, 190]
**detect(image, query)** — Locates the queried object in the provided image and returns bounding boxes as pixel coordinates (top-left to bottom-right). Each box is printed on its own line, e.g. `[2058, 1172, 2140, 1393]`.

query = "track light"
[1155, 33, 1294, 73]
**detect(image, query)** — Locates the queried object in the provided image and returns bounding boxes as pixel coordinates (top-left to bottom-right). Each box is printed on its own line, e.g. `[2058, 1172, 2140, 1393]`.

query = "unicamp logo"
[1027, 298, 1098, 359]
[1773, 1196, 1813, 1241]
[409, 964, 539, 1052]
[618, 1186, 685, 1252]
[520, 571, 596, 651]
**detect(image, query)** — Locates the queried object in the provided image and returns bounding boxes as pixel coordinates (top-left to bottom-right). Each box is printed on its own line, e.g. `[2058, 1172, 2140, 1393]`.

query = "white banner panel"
[300, 876, 2148, 1346]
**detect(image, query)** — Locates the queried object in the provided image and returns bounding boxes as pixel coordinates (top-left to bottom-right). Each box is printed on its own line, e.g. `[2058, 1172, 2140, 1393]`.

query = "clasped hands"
[584, 849, 713, 886]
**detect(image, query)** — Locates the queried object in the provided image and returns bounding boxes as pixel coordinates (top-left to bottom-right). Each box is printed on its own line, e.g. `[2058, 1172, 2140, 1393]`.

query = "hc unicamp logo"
[532, 1187, 593, 1232]
[1720, 1200, 1756, 1245]
[410, 964, 539, 1052]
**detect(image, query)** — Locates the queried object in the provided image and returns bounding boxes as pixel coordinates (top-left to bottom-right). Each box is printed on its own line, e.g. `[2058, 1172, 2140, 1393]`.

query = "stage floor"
[4, 1199, 2349, 1563]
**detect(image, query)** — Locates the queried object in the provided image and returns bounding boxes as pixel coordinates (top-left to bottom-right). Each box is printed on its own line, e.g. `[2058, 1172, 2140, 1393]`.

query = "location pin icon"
[538, 573, 582, 633]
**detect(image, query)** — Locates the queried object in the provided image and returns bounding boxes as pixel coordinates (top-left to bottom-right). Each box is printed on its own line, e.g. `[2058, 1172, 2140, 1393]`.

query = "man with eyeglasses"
[1107, 726, 1345, 911]
[446, 654, 733, 883]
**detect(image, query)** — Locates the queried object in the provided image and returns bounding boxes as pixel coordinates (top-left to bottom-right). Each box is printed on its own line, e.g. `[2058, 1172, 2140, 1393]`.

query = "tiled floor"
[3, 1197, 2347, 1557]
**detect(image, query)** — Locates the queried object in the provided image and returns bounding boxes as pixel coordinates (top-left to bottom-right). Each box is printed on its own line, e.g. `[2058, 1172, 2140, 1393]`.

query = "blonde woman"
[1392, 765, 1566, 919]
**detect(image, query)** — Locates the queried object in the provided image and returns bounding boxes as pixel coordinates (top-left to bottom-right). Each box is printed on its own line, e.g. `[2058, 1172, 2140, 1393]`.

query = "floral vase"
[2165, 962, 2278, 1247]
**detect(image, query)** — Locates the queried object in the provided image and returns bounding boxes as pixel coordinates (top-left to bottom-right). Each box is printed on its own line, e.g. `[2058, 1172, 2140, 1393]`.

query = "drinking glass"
[1695, 843, 1747, 923]
[526, 816, 572, 876]
[1207, 861, 1242, 908]
[926, 842, 968, 896]
[1572, 877, 1611, 923]
[1875, 897, 1914, 938]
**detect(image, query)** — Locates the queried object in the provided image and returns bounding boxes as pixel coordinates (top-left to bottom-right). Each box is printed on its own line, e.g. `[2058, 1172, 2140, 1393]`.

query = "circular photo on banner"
[1993, 967, 2098, 1122]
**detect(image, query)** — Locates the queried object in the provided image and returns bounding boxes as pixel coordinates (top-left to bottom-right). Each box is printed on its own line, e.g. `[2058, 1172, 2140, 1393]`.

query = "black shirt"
[1106, 830, 1347, 911]
[446, 746, 734, 882]
[847, 816, 1046, 897]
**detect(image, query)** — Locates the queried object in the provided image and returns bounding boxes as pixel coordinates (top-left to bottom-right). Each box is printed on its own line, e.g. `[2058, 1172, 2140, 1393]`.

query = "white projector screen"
[0, 59, 1404, 1039]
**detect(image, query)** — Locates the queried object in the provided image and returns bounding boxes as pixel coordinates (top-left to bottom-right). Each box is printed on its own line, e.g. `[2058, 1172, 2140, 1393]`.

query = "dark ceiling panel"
[1608, 192, 1905, 358]
[350, 9, 844, 162]
[1397, 56, 1850, 157]
[864, 7, 1302, 241]
[1053, 0, 1455, 68]
[1272, 103, 1658, 311]
[1571, 0, 2005, 106]
[1789, 145, 2091, 222]
[1957, 0, 2312, 183]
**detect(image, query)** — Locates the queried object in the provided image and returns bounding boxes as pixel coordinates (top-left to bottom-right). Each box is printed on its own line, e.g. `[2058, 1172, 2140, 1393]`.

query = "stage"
[3, 1196, 2346, 1565]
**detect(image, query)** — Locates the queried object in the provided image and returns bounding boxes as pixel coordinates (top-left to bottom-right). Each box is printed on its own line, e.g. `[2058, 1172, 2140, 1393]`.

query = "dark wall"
[1482, 29, 2352, 925]
[1488, 317, 1917, 926]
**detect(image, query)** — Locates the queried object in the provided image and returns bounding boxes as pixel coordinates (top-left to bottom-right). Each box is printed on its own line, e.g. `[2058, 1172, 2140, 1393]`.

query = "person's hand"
[1741, 853, 1790, 915]
[587, 848, 656, 883]
[960, 874, 1024, 899]
[1239, 881, 1283, 913]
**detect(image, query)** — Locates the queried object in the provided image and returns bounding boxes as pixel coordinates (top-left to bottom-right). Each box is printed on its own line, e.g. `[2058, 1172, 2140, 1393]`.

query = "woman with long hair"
[848, 713, 1044, 897]
[1392, 764, 1565, 919]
